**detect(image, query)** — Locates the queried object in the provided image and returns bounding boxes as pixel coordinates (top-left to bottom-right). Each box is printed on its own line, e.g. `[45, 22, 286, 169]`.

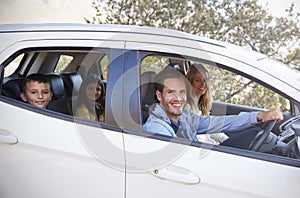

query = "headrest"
[61, 73, 83, 97]
[140, 71, 157, 123]
[46, 74, 65, 100]
[2, 78, 24, 100]
[167, 63, 185, 74]
[140, 71, 156, 105]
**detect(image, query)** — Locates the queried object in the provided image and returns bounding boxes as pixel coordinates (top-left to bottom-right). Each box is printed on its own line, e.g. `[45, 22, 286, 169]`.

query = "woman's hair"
[186, 64, 212, 116]
[77, 74, 105, 120]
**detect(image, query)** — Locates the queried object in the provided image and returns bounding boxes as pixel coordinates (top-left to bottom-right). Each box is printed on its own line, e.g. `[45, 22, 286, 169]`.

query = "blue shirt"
[143, 104, 258, 141]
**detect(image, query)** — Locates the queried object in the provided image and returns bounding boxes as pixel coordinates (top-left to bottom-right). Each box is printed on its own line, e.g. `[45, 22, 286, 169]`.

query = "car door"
[0, 37, 126, 198]
[123, 39, 300, 198]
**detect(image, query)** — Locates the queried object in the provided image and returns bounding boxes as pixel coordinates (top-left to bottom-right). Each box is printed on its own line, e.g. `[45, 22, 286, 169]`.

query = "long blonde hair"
[186, 64, 212, 116]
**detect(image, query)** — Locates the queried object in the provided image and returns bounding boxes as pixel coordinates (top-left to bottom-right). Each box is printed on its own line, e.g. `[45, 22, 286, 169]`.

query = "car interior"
[1, 49, 107, 116]
[138, 55, 300, 159]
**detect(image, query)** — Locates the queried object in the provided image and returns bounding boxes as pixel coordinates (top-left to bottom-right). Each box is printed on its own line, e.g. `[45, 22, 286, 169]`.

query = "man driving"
[143, 66, 283, 149]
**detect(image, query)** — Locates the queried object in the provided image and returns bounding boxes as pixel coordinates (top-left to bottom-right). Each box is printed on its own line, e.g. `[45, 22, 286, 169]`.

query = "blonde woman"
[186, 64, 228, 144]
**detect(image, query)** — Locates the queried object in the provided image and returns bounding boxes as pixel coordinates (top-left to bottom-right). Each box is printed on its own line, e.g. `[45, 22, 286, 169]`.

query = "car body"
[0, 23, 300, 198]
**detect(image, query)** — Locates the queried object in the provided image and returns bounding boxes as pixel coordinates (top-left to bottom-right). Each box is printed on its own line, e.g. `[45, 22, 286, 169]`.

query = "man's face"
[20, 81, 52, 109]
[156, 77, 187, 122]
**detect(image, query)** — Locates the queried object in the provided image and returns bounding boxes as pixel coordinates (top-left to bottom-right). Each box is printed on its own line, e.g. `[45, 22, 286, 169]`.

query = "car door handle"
[151, 165, 200, 184]
[0, 129, 18, 144]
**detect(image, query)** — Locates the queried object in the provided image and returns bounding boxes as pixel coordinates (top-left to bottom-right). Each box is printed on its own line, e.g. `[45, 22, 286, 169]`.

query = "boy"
[20, 74, 53, 109]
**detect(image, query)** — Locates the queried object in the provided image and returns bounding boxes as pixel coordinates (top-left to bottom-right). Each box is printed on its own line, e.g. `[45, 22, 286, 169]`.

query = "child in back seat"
[75, 74, 105, 122]
[20, 73, 53, 109]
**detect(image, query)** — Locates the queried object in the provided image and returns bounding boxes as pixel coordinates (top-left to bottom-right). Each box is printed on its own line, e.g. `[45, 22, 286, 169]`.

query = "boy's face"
[20, 81, 53, 109]
[156, 77, 187, 122]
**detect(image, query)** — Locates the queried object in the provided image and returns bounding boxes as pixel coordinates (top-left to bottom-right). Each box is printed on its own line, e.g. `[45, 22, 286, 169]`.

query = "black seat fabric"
[61, 72, 83, 115]
[61, 73, 83, 98]
[140, 71, 157, 123]
[46, 74, 71, 115]
[2, 78, 24, 101]
[2, 74, 71, 115]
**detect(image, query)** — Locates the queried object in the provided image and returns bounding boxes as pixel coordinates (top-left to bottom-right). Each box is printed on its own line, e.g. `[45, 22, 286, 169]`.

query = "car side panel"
[0, 36, 126, 198]
[0, 101, 125, 198]
[123, 133, 300, 198]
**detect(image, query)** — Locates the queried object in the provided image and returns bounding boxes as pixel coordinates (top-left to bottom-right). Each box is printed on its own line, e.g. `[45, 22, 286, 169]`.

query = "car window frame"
[120, 48, 300, 168]
[0, 44, 126, 131]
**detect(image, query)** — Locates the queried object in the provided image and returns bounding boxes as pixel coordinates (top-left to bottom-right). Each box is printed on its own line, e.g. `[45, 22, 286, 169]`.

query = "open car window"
[1, 48, 111, 124]
[194, 62, 292, 114]
[138, 51, 297, 160]
[140, 53, 292, 122]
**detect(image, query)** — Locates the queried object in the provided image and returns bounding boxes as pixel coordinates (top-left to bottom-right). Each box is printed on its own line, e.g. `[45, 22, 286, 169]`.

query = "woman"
[186, 64, 212, 116]
[76, 74, 105, 122]
[186, 64, 228, 144]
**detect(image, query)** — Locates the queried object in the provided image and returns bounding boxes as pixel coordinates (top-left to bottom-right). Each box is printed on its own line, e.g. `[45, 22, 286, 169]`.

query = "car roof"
[0, 23, 266, 52]
[0, 23, 231, 48]
[1, 23, 299, 93]
[0, 23, 266, 61]
[0, 23, 214, 39]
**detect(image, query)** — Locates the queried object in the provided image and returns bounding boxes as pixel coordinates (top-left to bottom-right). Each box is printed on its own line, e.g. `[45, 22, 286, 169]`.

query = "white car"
[0, 23, 299, 198]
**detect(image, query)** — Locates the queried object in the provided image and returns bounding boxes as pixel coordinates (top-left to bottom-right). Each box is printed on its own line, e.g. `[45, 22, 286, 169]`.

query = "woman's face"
[86, 82, 102, 101]
[191, 71, 208, 98]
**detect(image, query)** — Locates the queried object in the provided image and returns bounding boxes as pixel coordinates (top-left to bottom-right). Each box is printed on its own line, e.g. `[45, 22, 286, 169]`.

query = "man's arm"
[196, 109, 283, 134]
[256, 108, 283, 122]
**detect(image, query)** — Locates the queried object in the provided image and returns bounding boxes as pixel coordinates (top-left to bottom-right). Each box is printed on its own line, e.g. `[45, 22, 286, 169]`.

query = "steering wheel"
[249, 120, 276, 151]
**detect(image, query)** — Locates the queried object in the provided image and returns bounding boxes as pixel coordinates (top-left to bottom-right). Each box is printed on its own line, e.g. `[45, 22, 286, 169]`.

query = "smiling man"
[156, 77, 187, 122]
[143, 66, 283, 149]
[20, 73, 53, 109]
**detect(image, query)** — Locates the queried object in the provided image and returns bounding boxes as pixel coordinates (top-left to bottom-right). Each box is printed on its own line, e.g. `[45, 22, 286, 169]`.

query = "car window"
[4, 53, 24, 77]
[100, 55, 109, 81]
[194, 62, 291, 114]
[138, 51, 299, 166]
[140, 55, 170, 74]
[140, 53, 291, 116]
[1, 48, 111, 124]
[139, 52, 293, 133]
[54, 55, 73, 72]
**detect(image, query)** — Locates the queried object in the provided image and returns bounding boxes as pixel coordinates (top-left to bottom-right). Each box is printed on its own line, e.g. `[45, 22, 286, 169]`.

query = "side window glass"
[201, 63, 291, 113]
[4, 53, 24, 77]
[141, 56, 170, 74]
[54, 55, 73, 72]
[1, 48, 110, 124]
[100, 55, 109, 81]
[74, 51, 110, 123]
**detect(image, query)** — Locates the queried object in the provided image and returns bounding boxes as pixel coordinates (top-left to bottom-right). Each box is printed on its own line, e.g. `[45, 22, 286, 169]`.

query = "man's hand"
[257, 109, 283, 122]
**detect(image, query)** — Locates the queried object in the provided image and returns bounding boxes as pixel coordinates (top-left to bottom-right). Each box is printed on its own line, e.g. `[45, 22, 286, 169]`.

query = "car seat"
[140, 71, 157, 123]
[61, 72, 83, 115]
[2, 74, 71, 115]
[2, 77, 25, 101]
[46, 74, 71, 115]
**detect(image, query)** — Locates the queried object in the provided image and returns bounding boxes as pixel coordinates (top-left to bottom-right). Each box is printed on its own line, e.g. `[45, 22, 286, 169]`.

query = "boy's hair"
[23, 73, 51, 92]
[154, 65, 188, 93]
